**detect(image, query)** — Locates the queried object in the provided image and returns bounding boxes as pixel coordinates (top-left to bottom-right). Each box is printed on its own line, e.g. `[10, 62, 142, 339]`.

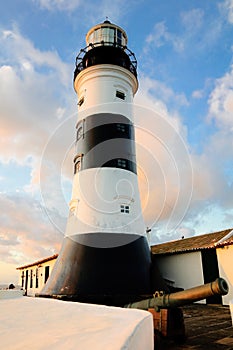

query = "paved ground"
[161, 304, 233, 349]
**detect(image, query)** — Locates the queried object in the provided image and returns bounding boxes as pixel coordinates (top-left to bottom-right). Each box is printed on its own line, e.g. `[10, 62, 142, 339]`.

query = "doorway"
[201, 249, 222, 304]
[44, 266, 50, 284]
[25, 270, 28, 296]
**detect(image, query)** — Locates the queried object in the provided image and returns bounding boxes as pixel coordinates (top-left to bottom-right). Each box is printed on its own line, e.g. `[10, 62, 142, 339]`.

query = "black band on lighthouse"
[74, 113, 137, 174]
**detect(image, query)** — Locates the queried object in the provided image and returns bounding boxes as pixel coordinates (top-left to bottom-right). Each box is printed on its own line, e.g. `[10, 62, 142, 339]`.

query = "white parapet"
[0, 297, 154, 349]
[0, 289, 24, 299]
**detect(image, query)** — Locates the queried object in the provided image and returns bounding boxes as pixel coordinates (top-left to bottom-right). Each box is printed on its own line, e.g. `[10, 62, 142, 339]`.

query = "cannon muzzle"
[125, 278, 229, 310]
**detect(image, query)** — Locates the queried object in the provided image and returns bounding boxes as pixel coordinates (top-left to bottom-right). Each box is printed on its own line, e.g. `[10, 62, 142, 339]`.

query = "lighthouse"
[40, 20, 152, 305]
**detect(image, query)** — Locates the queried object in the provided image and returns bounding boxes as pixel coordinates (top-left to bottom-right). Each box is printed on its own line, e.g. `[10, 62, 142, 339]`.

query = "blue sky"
[1, 0, 233, 283]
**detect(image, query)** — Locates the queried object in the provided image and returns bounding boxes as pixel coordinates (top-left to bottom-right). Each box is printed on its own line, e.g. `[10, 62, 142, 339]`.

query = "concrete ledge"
[0, 297, 153, 349]
[0, 289, 24, 299]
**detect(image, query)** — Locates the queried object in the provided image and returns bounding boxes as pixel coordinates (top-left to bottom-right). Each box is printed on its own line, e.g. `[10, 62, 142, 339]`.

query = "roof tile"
[151, 228, 233, 255]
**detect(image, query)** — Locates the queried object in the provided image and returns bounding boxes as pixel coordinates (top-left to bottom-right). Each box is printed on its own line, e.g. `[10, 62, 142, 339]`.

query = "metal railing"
[74, 41, 137, 78]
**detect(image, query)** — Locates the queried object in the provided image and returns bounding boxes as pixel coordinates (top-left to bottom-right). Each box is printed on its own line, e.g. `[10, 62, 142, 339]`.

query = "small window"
[116, 29, 122, 46]
[120, 204, 130, 214]
[117, 123, 126, 132]
[78, 96, 84, 106]
[117, 159, 127, 168]
[77, 126, 83, 141]
[125, 205, 129, 213]
[75, 161, 81, 173]
[116, 90, 125, 100]
[74, 154, 83, 174]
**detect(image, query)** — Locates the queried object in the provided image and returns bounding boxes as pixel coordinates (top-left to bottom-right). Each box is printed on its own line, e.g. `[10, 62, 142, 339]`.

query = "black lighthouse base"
[39, 233, 153, 306]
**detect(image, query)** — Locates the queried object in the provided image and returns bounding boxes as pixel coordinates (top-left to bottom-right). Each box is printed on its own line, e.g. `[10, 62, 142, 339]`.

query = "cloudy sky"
[1, 0, 233, 283]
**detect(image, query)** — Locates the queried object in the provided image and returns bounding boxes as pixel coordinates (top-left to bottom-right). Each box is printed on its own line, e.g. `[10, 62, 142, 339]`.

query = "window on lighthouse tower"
[117, 159, 127, 168]
[75, 161, 81, 173]
[74, 154, 83, 174]
[116, 123, 126, 132]
[116, 90, 125, 100]
[78, 96, 84, 106]
[120, 205, 130, 213]
[77, 126, 83, 141]
[116, 30, 122, 46]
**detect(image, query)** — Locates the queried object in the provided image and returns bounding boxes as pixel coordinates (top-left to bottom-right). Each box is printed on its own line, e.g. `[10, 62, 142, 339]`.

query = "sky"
[1, 0, 233, 284]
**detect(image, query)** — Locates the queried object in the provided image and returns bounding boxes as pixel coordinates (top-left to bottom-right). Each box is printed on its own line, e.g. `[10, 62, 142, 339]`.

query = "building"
[151, 228, 233, 305]
[16, 254, 58, 296]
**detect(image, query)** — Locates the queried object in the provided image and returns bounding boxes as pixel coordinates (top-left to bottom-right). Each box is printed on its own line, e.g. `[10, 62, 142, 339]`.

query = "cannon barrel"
[125, 278, 229, 310]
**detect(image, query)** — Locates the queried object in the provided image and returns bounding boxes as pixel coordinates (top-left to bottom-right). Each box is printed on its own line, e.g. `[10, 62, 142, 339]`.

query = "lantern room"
[86, 20, 127, 48]
[74, 20, 137, 80]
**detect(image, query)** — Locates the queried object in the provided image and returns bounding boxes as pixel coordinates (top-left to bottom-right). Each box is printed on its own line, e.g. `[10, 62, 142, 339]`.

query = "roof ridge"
[214, 229, 233, 246]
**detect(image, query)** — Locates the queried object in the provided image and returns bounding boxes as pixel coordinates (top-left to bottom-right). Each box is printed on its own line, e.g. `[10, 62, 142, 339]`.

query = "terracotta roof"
[151, 228, 233, 255]
[16, 254, 58, 270]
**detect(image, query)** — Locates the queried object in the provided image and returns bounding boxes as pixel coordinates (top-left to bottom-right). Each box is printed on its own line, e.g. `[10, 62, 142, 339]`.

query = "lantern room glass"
[87, 26, 126, 47]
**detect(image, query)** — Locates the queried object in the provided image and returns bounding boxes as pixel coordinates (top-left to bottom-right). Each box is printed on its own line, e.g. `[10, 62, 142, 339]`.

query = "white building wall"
[217, 245, 233, 305]
[156, 251, 205, 302]
[18, 258, 57, 297]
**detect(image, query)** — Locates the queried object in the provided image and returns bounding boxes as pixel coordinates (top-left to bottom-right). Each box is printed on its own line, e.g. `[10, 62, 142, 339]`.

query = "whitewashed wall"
[156, 251, 205, 302]
[217, 245, 233, 305]
[18, 258, 57, 297]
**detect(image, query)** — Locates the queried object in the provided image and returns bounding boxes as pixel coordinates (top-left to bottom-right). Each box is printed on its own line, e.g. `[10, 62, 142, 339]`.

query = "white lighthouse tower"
[40, 20, 152, 305]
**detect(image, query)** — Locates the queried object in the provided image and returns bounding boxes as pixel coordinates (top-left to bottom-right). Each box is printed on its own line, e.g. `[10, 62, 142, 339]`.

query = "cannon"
[125, 278, 229, 347]
[125, 277, 228, 310]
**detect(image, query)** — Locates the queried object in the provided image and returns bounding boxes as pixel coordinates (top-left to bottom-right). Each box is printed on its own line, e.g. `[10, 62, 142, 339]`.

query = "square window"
[116, 90, 125, 100]
[78, 96, 84, 106]
[117, 123, 126, 132]
[77, 126, 83, 141]
[117, 159, 126, 168]
[120, 204, 130, 214]
[74, 154, 83, 174]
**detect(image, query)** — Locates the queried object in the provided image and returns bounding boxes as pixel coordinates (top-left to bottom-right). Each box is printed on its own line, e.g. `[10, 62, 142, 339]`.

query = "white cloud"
[0, 26, 75, 170]
[33, 0, 82, 11]
[208, 63, 233, 129]
[144, 21, 184, 53]
[144, 7, 223, 58]
[0, 193, 63, 265]
[1, 27, 70, 85]
[221, 0, 233, 24]
[133, 76, 193, 234]
[192, 89, 204, 99]
[145, 22, 167, 48]
[136, 75, 189, 109]
[180, 8, 222, 52]
[180, 8, 204, 32]
[132, 68, 233, 242]
[33, 0, 134, 25]
[0, 26, 75, 268]
[152, 225, 195, 244]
